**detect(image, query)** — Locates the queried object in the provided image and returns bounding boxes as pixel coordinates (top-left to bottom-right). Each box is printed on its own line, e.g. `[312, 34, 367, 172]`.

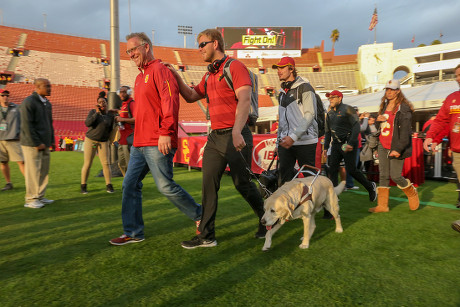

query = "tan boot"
[369, 187, 390, 213]
[398, 179, 420, 210]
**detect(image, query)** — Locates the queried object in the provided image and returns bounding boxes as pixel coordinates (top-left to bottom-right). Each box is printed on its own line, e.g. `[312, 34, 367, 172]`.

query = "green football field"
[1, 151, 459, 306]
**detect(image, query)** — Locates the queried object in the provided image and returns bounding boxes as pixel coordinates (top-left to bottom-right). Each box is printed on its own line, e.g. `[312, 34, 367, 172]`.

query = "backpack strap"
[204, 72, 211, 120]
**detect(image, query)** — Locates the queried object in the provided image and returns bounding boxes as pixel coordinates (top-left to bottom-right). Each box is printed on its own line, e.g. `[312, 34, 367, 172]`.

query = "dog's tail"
[334, 181, 346, 196]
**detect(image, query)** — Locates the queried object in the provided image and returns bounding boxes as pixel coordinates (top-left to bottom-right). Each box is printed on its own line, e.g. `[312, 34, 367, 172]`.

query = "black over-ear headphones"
[281, 80, 295, 90]
[207, 55, 228, 73]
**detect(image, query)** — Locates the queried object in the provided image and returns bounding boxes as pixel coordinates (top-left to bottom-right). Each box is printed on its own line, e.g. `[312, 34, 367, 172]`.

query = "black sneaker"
[81, 184, 88, 194]
[368, 182, 377, 202]
[181, 236, 217, 249]
[106, 184, 114, 193]
[255, 224, 267, 238]
[1, 183, 13, 191]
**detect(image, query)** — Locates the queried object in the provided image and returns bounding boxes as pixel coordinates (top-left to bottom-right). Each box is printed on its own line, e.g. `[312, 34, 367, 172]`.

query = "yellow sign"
[242, 35, 276, 46]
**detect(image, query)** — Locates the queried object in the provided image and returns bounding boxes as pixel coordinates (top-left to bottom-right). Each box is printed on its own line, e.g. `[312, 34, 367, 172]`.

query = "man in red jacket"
[109, 32, 201, 245]
[423, 64, 460, 232]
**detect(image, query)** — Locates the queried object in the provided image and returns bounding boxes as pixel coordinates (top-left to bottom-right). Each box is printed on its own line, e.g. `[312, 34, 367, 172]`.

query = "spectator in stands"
[423, 64, 460, 232]
[115, 85, 135, 176]
[20, 78, 55, 208]
[65, 136, 73, 151]
[369, 80, 419, 213]
[165, 28, 266, 249]
[0, 89, 25, 191]
[80, 92, 115, 194]
[323, 90, 377, 205]
[109, 32, 201, 246]
[272, 57, 319, 185]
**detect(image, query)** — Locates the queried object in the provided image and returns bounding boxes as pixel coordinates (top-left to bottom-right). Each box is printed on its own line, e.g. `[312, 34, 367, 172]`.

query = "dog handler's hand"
[280, 136, 294, 149]
[158, 135, 171, 155]
[232, 132, 246, 152]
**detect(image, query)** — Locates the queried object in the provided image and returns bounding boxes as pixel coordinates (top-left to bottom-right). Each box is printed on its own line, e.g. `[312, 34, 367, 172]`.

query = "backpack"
[314, 93, 326, 137]
[293, 86, 325, 137]
[204, 58, 259, 125]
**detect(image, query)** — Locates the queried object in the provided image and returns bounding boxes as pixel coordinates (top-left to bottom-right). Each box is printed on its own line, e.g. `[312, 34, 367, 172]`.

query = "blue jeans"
[121, 146, 202, 239]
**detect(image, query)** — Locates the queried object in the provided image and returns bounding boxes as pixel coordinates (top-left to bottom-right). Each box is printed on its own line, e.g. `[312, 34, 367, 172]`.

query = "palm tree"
[431, 39, 442, 45]
[330, 29, 340, 50]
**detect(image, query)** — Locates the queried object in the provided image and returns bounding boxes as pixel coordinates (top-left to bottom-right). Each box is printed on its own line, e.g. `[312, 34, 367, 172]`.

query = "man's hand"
[389, 150, 400, 158]
[163, 62, 179, 78]
[232, 131, 246, 151]
[115, 116, 123, 123]
[279, 136, 294, 149]
[158, 135, 172, 155]
[343, 144, 353, 152]
[322, 149, 328, 158]
[423, 137, 438, 152]
[36, 144, 46, 151]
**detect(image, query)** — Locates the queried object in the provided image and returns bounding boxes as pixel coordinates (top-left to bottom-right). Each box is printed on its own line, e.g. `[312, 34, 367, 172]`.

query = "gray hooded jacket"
[277, 76, 318, 146]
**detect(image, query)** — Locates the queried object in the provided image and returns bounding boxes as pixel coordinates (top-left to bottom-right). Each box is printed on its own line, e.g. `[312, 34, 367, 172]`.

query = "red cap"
[0, 89, 10, 94]
[272, 57, 295, 69]
[325, 90, 343, 98]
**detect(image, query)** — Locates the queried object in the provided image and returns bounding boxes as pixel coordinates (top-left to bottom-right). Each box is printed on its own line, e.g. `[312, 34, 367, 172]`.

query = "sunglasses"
[198, 41, 213, 49]
[0, 94, 9, 97]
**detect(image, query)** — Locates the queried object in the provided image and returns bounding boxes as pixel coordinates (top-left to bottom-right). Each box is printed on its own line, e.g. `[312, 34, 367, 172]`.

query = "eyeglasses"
[126, 43, 146, 55]
[198, 41, 214, 49]
[0, 94, 8, 97]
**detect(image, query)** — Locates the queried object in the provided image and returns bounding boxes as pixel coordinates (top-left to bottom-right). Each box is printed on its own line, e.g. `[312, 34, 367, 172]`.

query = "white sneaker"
[40, 198, 54, 204]
[24, 200, 45, 209]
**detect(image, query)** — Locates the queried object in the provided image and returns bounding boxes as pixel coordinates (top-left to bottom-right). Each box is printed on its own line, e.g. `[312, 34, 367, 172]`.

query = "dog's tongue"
[266, 225, 272, 231]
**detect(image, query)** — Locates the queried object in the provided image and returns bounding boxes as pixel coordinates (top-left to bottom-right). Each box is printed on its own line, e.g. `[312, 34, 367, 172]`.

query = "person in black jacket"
[369, 79, 419, 213]
[323, 90, 377, 204]
[20, 78, 55, 208]
[80, 93, 115, 194]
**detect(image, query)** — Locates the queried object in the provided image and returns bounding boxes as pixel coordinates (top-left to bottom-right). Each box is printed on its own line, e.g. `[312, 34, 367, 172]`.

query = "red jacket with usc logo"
[133, 59, 179, 148]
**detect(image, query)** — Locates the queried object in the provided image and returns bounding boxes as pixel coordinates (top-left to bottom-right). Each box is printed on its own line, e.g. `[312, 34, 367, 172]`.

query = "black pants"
[328, 142, 373, 191]
[199, 126, 265, 241]
[278, 143, 317, 185]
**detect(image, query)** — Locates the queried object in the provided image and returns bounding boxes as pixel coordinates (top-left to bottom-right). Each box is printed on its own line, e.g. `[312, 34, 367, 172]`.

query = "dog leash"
[238, 151, 273, 197]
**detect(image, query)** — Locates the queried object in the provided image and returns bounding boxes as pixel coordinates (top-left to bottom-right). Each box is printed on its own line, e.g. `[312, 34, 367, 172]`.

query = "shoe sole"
[181, 241, 217, 249]
[107, 191, 115, 193]
[109, 238, 144, 246]
[451, 223, 460, 234]
[24, 204, 44, 209]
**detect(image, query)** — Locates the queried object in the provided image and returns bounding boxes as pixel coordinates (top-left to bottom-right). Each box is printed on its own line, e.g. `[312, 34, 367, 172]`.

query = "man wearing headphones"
[116, 85, 135, 176]
[109, 32, 202, 246]
[272, 57, 319, 185]
[166, 28, 266, 249]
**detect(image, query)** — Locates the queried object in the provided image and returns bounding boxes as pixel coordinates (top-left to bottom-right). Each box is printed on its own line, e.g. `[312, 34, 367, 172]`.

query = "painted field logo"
[252, 138, 277, 171]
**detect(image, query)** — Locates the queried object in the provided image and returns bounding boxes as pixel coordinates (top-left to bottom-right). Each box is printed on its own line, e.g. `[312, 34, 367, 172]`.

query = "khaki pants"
[117, 144, 130, 176]
[21, 146, 50, 203]
[81, 137, 111, 185]
[453, 151, 460, 182]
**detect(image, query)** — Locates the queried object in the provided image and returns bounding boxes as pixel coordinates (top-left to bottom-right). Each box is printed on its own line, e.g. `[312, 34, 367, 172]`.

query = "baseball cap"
[0, 89, 10, 95]
[385, 79, 400, 90]
[325, 90, 343, 98]
[272, 57, 295, 69]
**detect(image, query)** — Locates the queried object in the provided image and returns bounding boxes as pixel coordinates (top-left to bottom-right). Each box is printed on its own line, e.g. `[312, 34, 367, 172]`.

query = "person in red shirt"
[423, 64, 460, 232]
[369, 79, 420, 213]
[166, 28, 266, 249]
[109, 32, 201, 246]
[115, 85, 135, 176]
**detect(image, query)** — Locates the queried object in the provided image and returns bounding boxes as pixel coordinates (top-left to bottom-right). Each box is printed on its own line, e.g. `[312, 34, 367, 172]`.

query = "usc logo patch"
[145, 74, 149, 83]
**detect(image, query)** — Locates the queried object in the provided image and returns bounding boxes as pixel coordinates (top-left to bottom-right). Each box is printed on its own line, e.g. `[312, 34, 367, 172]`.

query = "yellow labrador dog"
[261, 176, 345, 251]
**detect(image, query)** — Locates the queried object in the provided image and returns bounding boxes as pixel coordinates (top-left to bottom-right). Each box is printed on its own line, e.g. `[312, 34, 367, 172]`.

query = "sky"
[1, 0, 459, 55]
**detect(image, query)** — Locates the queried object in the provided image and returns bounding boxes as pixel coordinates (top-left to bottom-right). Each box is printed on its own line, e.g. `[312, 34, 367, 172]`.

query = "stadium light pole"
[128, 0, 132, 34]
[109, 0, 121, 110]
[178, 25, 192, 48]
[0, 9, 3, 26]
[42, 13, 47, 31]
[152, 29, 155, 45]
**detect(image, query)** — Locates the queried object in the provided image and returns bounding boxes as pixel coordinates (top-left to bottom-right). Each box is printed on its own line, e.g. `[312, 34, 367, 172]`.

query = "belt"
[213, 127, 233, 135]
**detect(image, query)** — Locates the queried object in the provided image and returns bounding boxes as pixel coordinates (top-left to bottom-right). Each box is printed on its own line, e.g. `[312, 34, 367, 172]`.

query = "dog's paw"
[299, 243, 309, 249]
[262, 246, 270, 251]
[335, 228, 343, 233]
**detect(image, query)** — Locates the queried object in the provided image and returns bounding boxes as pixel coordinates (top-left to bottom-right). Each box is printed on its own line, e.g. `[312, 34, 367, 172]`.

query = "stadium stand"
[0, 25, 360, 137]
